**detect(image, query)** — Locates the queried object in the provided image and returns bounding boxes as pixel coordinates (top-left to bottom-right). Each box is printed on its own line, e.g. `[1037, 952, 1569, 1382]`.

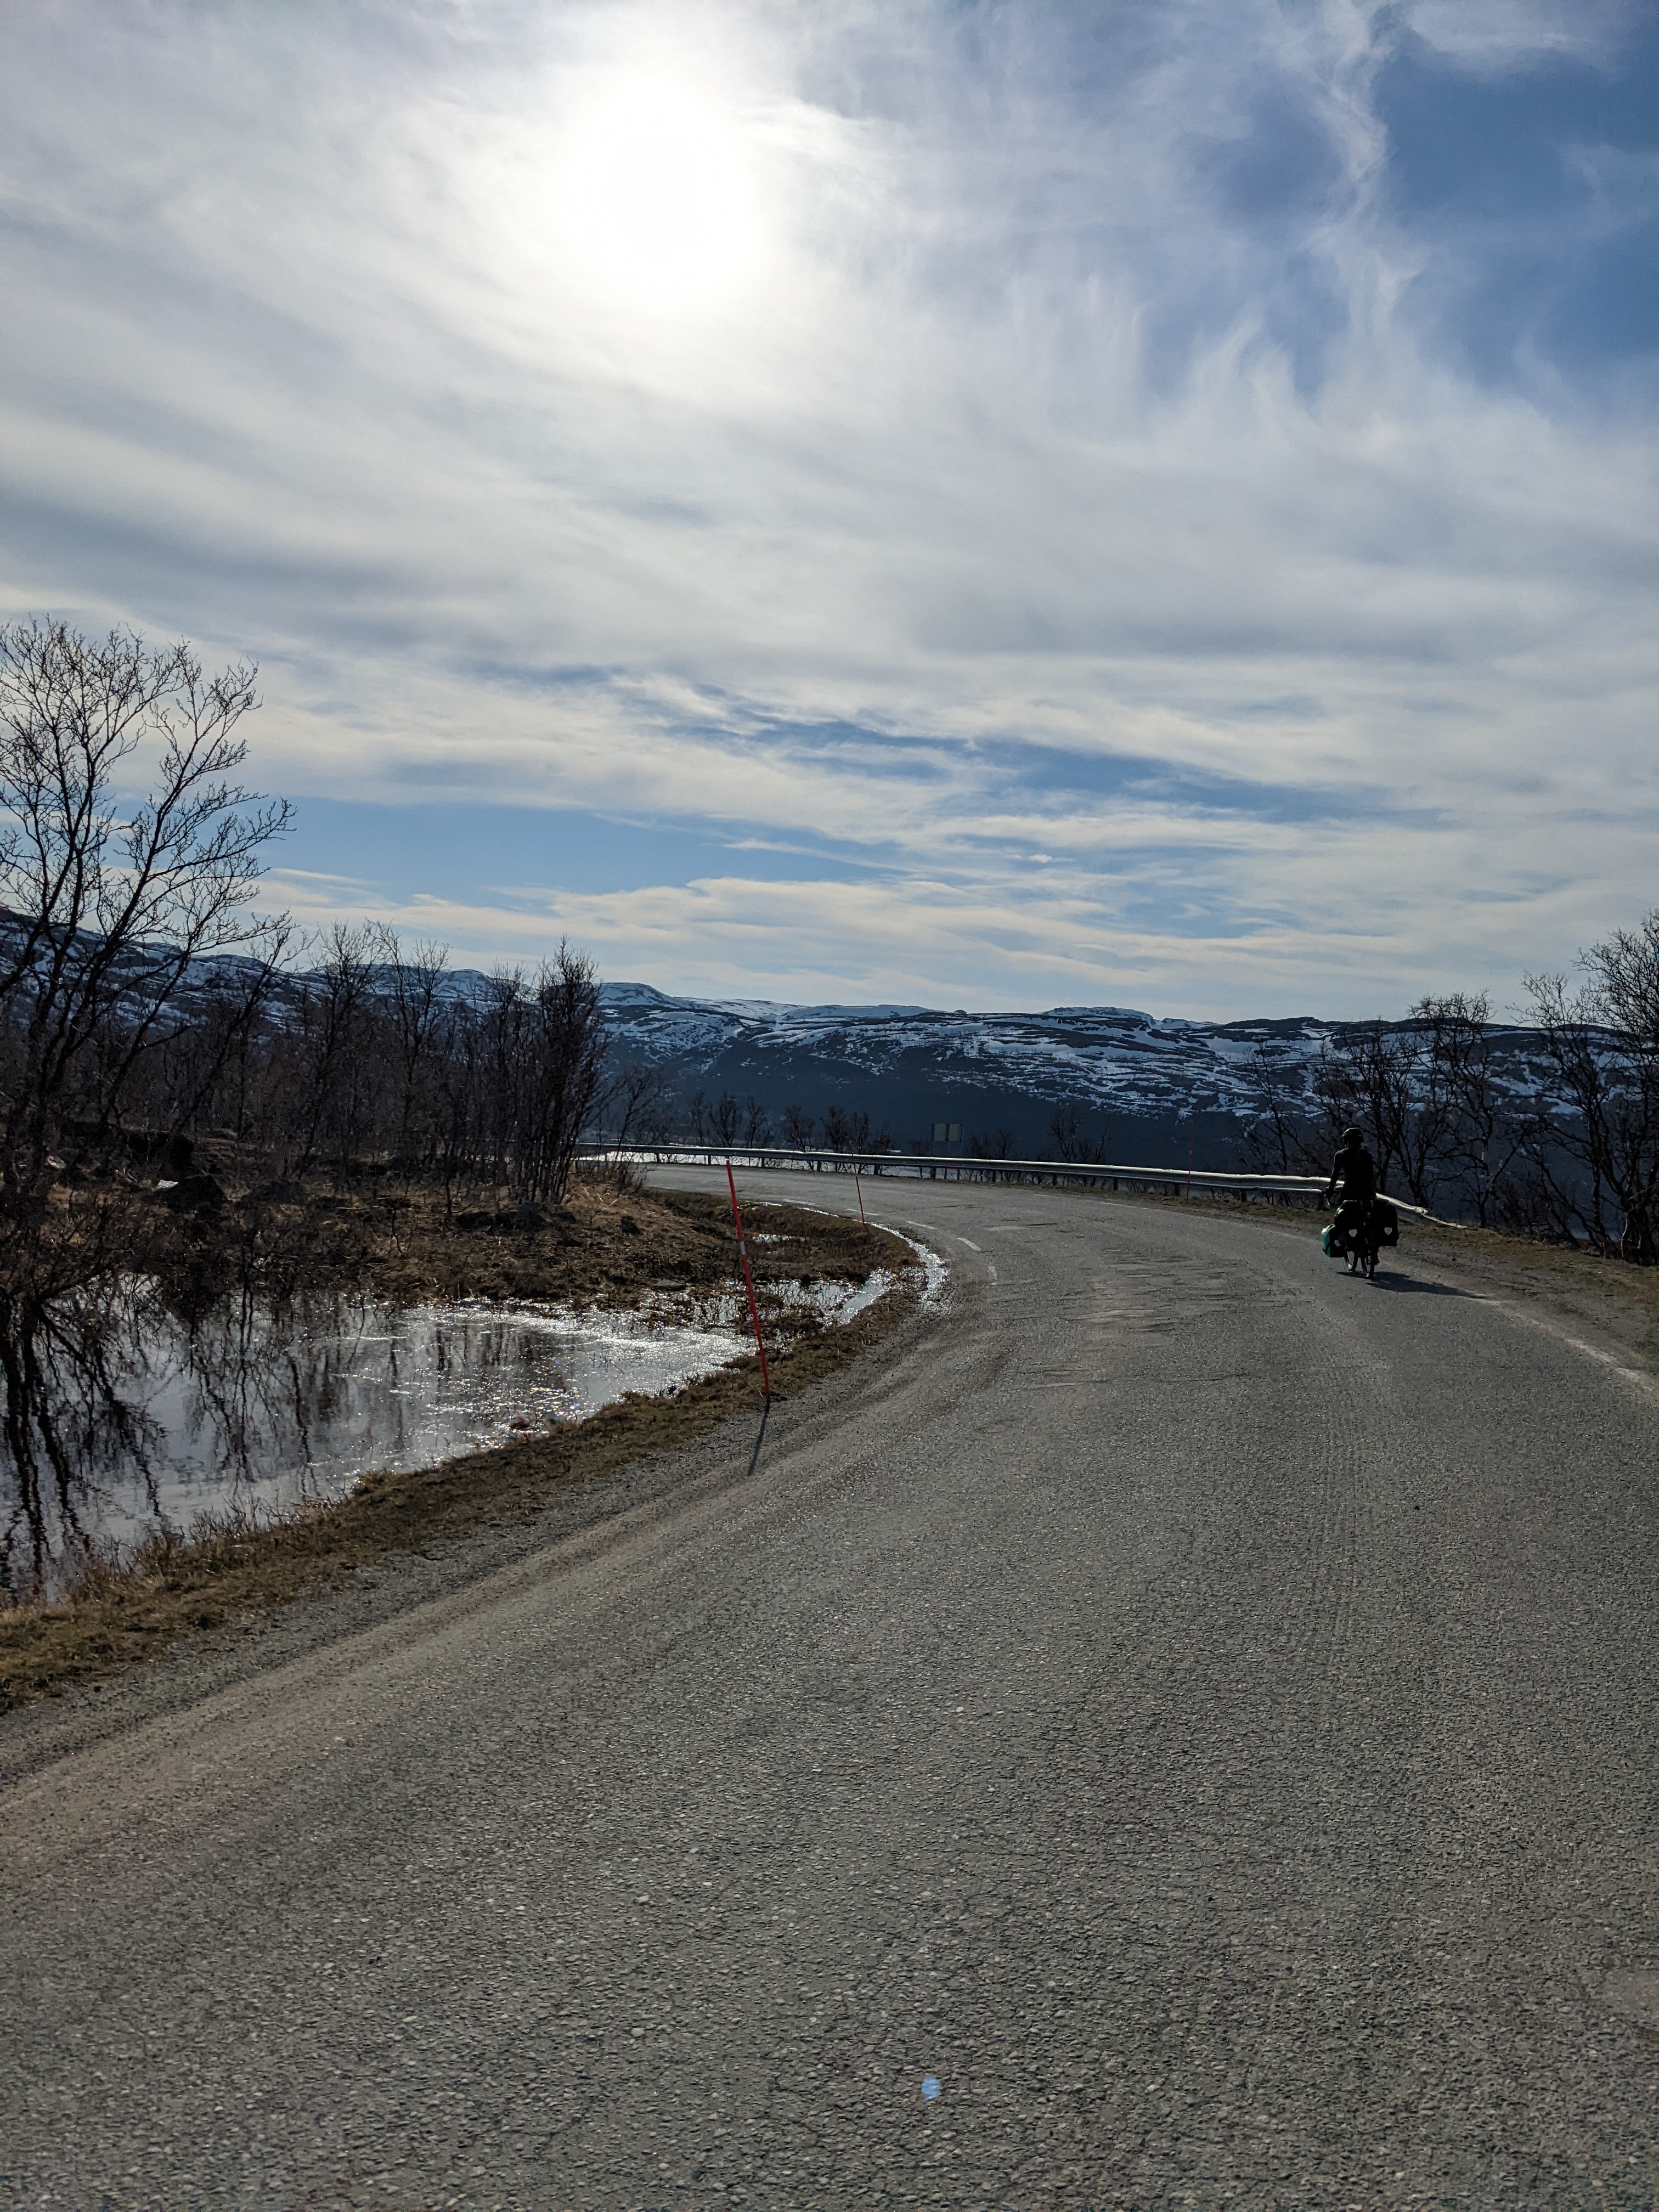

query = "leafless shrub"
[1047, 1101, 1105, 1163]
[1527, 916, 1659, 1260]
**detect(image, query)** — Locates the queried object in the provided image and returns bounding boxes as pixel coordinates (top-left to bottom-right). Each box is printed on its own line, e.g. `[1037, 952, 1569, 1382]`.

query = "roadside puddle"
[2, 1274, 903, 1596]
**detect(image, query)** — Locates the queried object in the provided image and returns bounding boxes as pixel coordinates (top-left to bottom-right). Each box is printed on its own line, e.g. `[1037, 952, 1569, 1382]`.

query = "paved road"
[4, 1173, 1658, 2211]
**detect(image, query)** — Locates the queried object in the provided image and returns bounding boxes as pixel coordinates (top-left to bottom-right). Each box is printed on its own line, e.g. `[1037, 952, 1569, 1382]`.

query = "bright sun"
[554, 77, 765, 313]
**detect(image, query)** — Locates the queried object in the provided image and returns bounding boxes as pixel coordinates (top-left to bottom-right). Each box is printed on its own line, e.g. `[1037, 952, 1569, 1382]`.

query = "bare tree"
[601, 1061, 673, 1150]
[289, 923, 377, 1180]
[1528, 916, 1659, 1260]
[374, 927, 450, 1170]
[470, 965, 541, 1191]
[1412, 992, 1532, 1227]
[0, 618, 289, 1243]
[434, 997, 486, 1211]
[820, 1104, 874, 1154]
[1047, 1101, 1104, 1163]
[1245, 1023, 1458, 1206]
[514, 944, 607, 1204]
[1241, 1040, 1329, 1175]
[969, 1126, 1015, 1159]
[741, 1094, 772, 1147]
[142, 932, 293, 1155]
[1346, 1022, 1459, 1209]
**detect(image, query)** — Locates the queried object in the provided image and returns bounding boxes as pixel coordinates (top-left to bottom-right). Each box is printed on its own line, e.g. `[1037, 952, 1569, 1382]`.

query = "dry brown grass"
[0, 1194, 921, 1712]
[144, 1165, 893, 1310]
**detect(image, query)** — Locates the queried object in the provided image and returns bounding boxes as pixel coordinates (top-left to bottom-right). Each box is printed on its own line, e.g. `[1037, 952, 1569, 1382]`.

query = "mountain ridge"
[591, 979, 1555, 1164]
[2, 909, 1557, 1169]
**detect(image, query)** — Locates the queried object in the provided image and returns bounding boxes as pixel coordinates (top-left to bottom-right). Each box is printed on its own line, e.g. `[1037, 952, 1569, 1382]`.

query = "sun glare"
[554, 77, 765, 313]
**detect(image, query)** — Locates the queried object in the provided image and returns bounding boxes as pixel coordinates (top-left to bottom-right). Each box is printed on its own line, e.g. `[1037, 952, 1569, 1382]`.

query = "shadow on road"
[1368, 1273, 1483, 1297]
[744, 1396, 772, 1480]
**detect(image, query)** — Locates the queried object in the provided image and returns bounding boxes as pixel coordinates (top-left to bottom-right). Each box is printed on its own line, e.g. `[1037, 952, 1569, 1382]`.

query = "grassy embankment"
[0, 1176, 921, 1711]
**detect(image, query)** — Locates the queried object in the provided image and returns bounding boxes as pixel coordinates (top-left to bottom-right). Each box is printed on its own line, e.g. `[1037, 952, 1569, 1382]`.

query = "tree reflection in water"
[1, 1280, 167, 1595]
[0, 1282, 399, 1598]
[1, 1286, 743, 1599]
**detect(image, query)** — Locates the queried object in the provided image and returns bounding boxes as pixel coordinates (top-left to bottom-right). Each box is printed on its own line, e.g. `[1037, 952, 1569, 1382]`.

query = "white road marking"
[1494, 1299, 1659, 1403]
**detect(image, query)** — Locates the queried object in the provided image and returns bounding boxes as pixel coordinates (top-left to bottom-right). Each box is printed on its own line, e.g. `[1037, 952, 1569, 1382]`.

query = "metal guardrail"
[581, 1142, 1434, 1218]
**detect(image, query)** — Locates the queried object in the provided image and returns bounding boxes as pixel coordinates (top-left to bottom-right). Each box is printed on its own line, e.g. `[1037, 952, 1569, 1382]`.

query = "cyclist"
[1322, 1126, 1376, 1210]
[1322, 1126, 1383, 1274]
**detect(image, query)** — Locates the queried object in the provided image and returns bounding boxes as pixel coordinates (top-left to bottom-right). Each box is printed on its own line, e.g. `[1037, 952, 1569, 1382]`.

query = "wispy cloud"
[2, 0, 1655, 1015]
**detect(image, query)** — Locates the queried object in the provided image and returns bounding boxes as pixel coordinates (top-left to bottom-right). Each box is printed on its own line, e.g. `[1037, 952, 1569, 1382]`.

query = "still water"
[0, 1290, 754, 1596]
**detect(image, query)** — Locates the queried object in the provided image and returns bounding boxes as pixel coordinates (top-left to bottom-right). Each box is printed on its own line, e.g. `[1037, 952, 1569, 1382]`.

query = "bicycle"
[1323, 1197, 1388, 1279]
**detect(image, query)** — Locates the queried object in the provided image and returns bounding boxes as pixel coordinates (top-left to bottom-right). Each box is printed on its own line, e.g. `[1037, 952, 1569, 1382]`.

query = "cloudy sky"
[2, 1, 1655, 1017]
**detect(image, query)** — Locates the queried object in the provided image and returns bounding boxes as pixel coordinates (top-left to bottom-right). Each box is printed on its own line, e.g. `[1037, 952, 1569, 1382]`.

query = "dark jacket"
[1326, 1142, 1377, 1206]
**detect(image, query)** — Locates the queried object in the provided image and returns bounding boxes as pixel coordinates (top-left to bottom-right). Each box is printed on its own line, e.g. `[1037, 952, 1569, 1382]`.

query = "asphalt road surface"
[4, 1171, 1658, 2212]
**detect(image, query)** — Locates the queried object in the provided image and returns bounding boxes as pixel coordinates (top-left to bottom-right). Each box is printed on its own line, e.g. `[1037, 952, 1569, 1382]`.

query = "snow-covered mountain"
[6, 903, 1556, 1169]
[595, 981, 1557, 1164]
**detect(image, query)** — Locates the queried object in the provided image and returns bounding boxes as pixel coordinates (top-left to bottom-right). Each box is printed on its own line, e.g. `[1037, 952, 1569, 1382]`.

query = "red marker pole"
[726, 1159, 772, 1399]
[854, 1166, 866, 1224]
[1186, 1144, 1193, 1202]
